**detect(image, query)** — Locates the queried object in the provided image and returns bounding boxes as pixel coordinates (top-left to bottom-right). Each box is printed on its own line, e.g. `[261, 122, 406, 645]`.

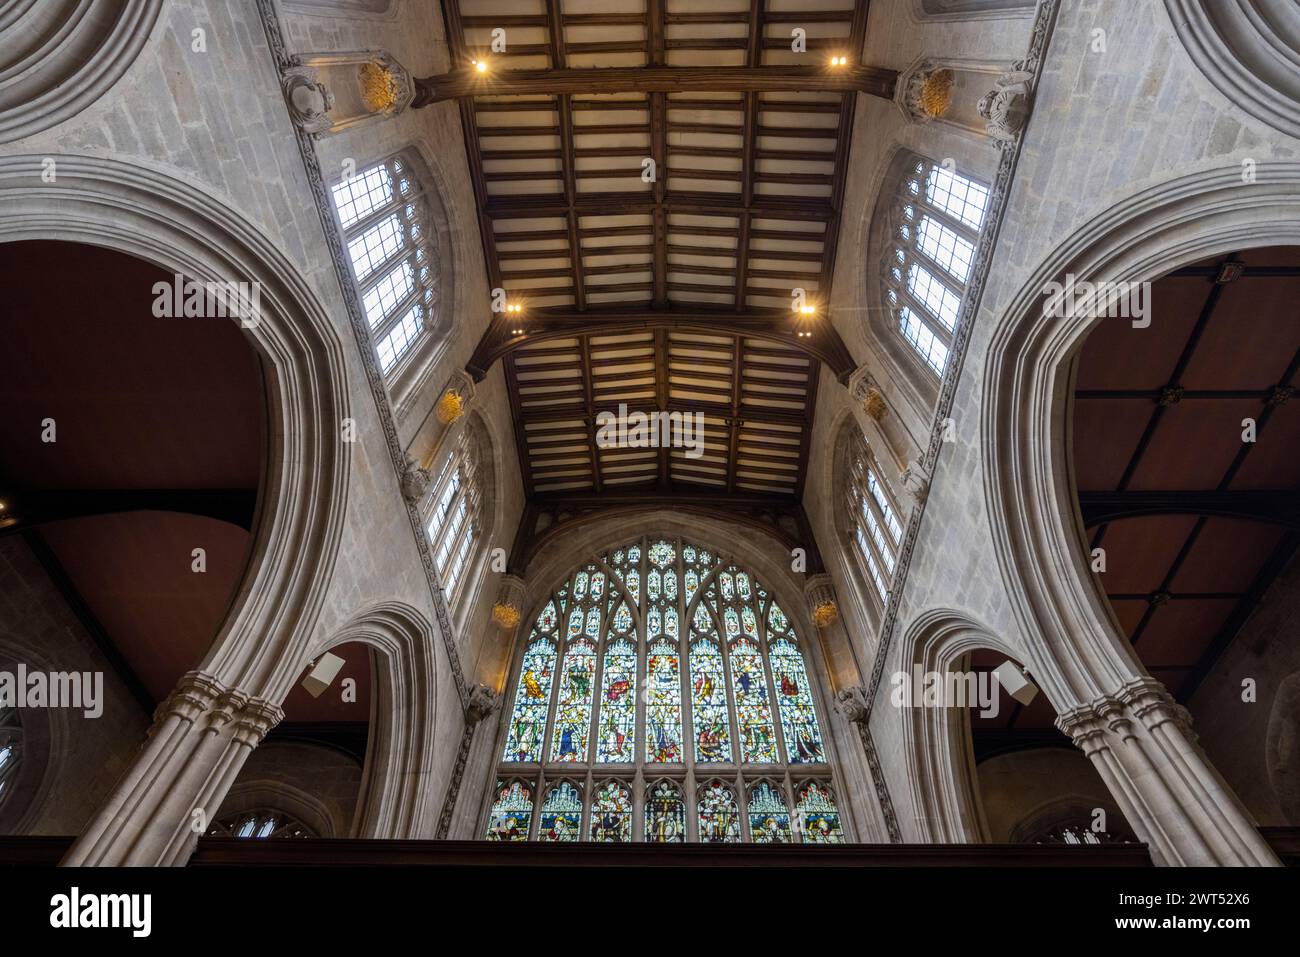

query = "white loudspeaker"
[301, 652, 346, 698]
[993, 660, 1039, 706]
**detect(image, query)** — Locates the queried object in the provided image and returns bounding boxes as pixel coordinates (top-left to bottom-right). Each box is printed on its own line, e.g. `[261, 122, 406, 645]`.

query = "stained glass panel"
[538, 782, 582, 841]
[494, 537, 843, 843]
[645, 781, 686, 842]
[550, 638, 596, 762]
[503, 637, 556, 762]
[645, 638, 683, 762]
[690, 639, 731, 762]
[728, 637, 778, 763]
[796, 782, 844, 843]
[485, 780, 532, 841]
[590, 781, 632, 842]
[748, 781, 792, 843]
[596, 638, 636, 762]
[697, 781, 741, 843]
[771, 638, 825, 763]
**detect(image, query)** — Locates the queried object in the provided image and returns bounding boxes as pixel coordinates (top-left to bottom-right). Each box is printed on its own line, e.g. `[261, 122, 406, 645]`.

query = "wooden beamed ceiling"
[443, 0, 878, 499]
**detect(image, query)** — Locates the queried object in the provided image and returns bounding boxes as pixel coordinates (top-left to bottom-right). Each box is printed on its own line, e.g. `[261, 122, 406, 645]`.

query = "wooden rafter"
[444, 0, 873, 500]
[414, 64, 896, 103]
[466, 306, 855, 382]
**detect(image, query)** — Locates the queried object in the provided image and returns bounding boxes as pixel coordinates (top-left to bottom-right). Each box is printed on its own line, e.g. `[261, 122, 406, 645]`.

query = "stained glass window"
[551, 638, 596, 762]
[590, 781, 633, 842]
[596, 637, 636, 762]
[795, 782, 845, 844]
[489, 537, 845, 842]
[330, 151, 440, 375]
[882, 157, 988, 377]
[645, 780, 686, 843]
[486, 780, 533, 841]
[697, 781, 741, 843]
[748, 781, 793, 843]
[538, 781, 583, 841]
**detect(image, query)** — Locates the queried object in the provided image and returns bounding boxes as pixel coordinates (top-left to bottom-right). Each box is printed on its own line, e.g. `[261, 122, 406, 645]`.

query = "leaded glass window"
[424, 426, 484, 607]
[0, 707, 20, 811]
[330, 151, 440, 375]
[207, 809, 314, 839]
[486, 779, 533, 841]
[882, 158, 988, 376]
[846, 430, 904, 606]
[487, 536, 847, 842]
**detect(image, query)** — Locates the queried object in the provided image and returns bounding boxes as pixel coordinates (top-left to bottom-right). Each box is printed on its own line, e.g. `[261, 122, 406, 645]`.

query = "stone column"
[1057, 677, 1279, 866]
[438, 683, 503, 839]
[61, 672, 281, 867]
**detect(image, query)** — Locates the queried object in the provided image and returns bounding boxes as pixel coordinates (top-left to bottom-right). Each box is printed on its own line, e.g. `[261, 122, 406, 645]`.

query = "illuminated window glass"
[209, 809, 314, 839]
[424, 425, 484, 608]
[882, 158, 987, 376]
[488, 537, 845, 842]
[846, 431, 905, 606]
[330, 151, 439, 377]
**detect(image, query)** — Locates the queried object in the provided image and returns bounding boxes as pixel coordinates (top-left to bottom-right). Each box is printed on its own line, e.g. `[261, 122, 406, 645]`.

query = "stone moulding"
[255, 0, 470, 712]
[0, 0, 164, 144]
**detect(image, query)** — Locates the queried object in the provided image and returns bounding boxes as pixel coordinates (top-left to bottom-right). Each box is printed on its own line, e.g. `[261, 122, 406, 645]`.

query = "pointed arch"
[308, 600, 439, 839]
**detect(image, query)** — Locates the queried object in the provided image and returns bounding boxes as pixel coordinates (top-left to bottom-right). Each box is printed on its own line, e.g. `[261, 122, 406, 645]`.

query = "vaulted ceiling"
[445, 0, 880, 499]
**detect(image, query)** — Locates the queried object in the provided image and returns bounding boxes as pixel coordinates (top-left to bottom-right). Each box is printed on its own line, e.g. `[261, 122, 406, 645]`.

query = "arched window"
[208, 809, 315, 839]
[881, 158, 989, 377]
[425, 425, 483, 603]
[488, 537, 847, 842]
[846, 430, 904, 604]
[0, 707, 20, 811]
[330, 150, 440, 376]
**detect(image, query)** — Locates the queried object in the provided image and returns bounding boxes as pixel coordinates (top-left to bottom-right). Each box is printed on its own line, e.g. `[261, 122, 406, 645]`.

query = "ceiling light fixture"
[473, 58, 490, 74]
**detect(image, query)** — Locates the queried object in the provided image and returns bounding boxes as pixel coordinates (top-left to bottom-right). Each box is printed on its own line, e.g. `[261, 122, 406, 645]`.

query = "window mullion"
[902, 289, 954, 347]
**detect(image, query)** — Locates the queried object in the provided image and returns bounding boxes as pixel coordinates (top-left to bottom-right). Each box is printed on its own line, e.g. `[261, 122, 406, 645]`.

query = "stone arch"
[1164, 0, 1300, 140]
[894, 608, 1019, 843]
[0, 0, 163, 144]
[308, 601, 439, 840]
[488, 511, 869, 839]
[284, 0, 397, 17]
[0, 644, 65, 836]
[0, 154, 351, 865]
[217, 758, 353, 839]
[980, 162, 1300, 865]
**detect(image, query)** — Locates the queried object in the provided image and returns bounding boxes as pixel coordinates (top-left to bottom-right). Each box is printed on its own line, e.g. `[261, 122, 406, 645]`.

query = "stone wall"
[0, 538, 150, 835]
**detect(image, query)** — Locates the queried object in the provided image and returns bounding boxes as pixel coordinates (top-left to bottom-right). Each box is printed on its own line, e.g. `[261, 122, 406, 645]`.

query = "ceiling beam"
[414, 64, 897, 104]
[1079, 490, 1300, 529]
[465, 306, 855, 383]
